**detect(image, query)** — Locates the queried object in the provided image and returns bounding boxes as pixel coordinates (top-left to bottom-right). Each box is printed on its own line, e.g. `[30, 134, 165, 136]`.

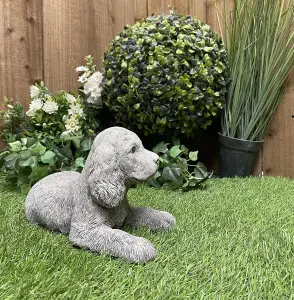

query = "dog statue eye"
[130, 146, 137, 154]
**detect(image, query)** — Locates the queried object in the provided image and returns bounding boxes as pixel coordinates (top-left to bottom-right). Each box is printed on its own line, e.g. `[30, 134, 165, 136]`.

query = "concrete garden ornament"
[25, 127, 176, 263]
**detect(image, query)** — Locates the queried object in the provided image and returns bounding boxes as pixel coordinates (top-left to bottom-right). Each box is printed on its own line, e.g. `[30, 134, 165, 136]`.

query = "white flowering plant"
[0, 56, 105, 194]
[76, 55, 104, 107]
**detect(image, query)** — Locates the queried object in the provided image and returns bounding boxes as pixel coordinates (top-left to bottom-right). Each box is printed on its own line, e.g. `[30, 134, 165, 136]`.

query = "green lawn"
[1, 175, 294, 299]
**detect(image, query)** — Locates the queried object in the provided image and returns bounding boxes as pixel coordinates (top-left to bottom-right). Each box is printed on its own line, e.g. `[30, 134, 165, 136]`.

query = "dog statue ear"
[83, 141, 126, 208]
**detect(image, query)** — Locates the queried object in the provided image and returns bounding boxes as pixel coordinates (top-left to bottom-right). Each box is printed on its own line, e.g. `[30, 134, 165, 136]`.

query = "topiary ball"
[102, 11, 228, 136]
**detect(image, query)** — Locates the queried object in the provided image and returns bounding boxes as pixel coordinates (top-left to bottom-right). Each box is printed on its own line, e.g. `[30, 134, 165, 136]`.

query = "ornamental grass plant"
[218, 0, 294, 141]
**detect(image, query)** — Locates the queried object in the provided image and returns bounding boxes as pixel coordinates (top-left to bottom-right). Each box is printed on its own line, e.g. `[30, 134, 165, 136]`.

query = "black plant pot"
[218, 133, 263, 178]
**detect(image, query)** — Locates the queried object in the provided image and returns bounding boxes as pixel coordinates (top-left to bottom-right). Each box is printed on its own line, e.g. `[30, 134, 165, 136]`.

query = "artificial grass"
[1, 175, 294, 299]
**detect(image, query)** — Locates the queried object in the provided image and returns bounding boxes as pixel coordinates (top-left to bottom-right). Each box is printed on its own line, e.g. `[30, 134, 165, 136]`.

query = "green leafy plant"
[102, 10, 228, 136]
[146, 140, 212, 190]
[0, 134, 92, 194]
[0, 57, 102, 194]
[218, 0, 294, 141]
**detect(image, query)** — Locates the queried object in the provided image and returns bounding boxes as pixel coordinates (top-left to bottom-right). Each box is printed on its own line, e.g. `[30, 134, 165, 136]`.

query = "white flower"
[26, 98, 43, 116]
[30, 85, 40, 98]
[65, 93, 77, 104]
[75, 66, 89, 72]
[68, 103, 83, 116]
[42, 100, 59, 114]
[78, 72, 91, 83]
[83, 72, 104, 106]
[65, 115, 80, 132]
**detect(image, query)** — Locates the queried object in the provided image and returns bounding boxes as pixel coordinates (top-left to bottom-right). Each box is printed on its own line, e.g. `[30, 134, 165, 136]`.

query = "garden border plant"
[102, 10, 228, 137]
[216, 0, 294, 177]
[0, 56, 104, 193]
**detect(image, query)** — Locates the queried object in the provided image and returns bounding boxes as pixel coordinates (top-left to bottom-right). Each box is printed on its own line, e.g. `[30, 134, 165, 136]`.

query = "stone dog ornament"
[25, 127, 176, 263]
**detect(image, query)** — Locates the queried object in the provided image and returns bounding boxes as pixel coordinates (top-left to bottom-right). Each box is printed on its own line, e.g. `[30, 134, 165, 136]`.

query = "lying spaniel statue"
[25, 127, 176, 263]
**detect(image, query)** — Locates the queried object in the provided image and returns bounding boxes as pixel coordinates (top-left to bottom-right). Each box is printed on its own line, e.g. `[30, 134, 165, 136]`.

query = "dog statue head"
[82, 127, 159, 208]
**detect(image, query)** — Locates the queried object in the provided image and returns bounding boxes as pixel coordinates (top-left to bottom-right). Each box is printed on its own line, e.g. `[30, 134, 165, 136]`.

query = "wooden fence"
[0, 0, 293, 177]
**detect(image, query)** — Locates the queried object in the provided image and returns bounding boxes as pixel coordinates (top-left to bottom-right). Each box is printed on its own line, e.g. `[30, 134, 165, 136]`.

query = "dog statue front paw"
[120, 236, 157, 263]
[126, 207, 176, 231]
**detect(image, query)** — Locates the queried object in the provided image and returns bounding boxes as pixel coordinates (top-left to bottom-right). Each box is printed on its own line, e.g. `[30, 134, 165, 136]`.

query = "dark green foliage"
[146, 140, 211, 190]
[102, 11, 228, 136]
[0, 93, 97, 194]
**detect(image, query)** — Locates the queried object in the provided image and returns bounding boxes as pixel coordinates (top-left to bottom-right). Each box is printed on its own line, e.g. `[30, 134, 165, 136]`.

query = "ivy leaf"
[20, 156, 38, 168]
[80, 138, 93, 152]
[31, 142, 46, 155]
[146, 171, 162, 188]
[9, 141, 22, 152]
[41, 150, 56, 165]
[75, 157, 85, 169]
[169, 145, 182, 158]
[20, 183, 31, 195]
[28, 166, 49, 183]
[4, 153, 20, 169]
[52, 145, 73, 162]
[152, 141, 169, 154]
[26, 138, 38, 148]
[189, 151, 198, 161]
[196, 162, 208, 175]
[162, 165, 182, 185]
[193, 162, 208, 179]
[20, 150, 34, 161]
[180, 145, 189, 155]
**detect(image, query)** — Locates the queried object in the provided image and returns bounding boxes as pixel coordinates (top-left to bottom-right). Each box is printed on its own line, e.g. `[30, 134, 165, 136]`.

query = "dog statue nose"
[154, 156, 159, 164]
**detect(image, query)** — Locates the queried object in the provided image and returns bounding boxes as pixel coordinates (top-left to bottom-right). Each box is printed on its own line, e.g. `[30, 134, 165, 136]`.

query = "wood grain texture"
[43, 0, 98, 92]
[135, 0, 148, 21]
[93, 0, 114, 69]
[0, 0, 43, 109]
[147, 0, 206, 20]
[206, 0, 233, 35]
[263, 72, 294, 177]
[189, 0, 207, 22]
[113, 0, 135, 36]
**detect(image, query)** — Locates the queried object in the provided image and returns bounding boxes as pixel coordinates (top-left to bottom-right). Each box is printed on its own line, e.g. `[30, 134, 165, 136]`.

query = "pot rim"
[218, 132, 264, 144]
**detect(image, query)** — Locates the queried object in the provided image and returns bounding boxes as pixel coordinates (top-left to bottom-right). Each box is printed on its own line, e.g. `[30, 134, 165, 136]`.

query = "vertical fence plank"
[262, 72, 294, 177]
[113, 0, 135, 36]
[148, 0, 193, 16]
[0, 0, 43, 109]
[92, 0, 114, 69]
[189, 0, 207, 22]
[43, 0, 98, 92]
[0, 0, 43, 149]
[135, 0, 148, 21]
[148, 0, 170, 15]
